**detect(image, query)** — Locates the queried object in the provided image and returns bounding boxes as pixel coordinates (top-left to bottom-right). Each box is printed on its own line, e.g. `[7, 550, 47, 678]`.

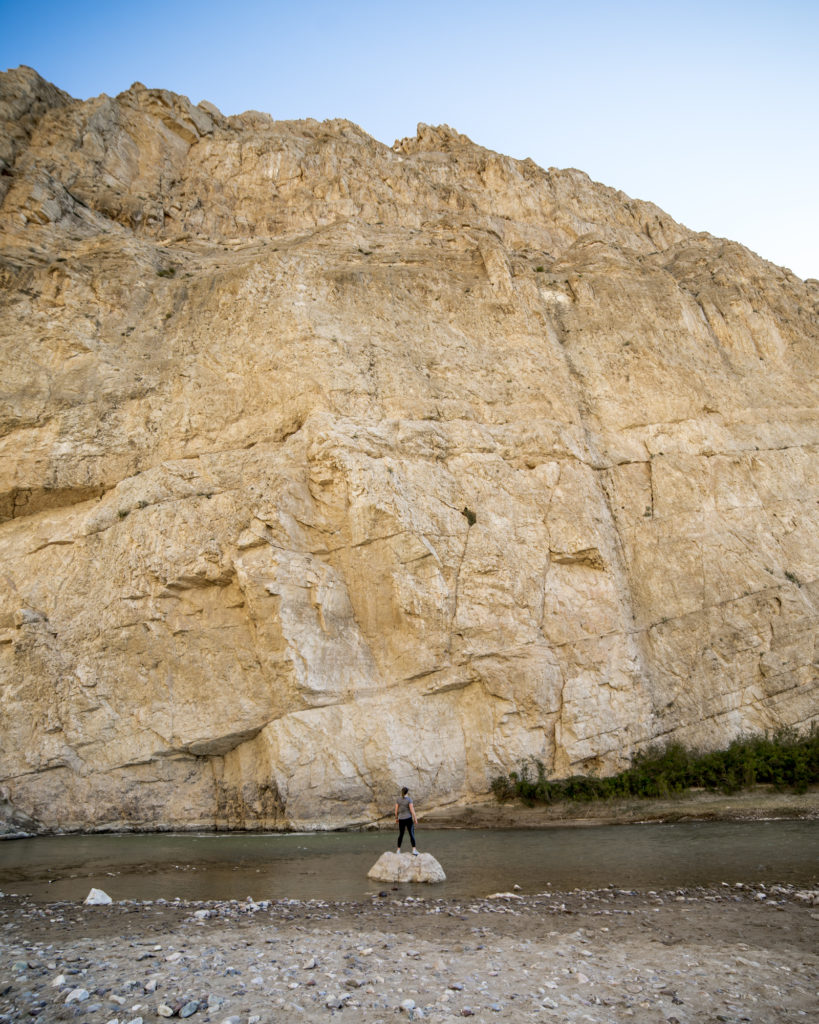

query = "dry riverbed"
[1, 884, 817, 1024]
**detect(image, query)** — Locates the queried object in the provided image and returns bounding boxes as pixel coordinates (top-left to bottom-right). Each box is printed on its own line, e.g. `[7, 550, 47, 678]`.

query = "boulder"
[368, 851, 446, 883]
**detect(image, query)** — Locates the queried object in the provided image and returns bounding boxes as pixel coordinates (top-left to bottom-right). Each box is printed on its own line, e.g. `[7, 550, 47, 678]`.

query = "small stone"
[84, 887, 113, 905]
[50, 974, 66, 987]
[65, 988, 90, 1004]
[157, 1006, 174, 1018]
[179, 1002, 199, 1018]
[400, 999, 416, 1013]
[144, 979, 157, 993]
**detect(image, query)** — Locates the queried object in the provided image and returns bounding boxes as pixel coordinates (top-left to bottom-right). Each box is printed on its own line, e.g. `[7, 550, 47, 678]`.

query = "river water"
[0, 821, 816, 903]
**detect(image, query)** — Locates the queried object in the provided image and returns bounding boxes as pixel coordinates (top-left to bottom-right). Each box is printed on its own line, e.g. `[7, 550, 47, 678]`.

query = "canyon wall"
[0, 66, 817, 832]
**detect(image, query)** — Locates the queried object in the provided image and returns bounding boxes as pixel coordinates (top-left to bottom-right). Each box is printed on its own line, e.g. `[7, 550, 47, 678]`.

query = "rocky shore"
[1, 883, 817, 1023]
[418, 787, 819, 830]
[3, 788, 817, 841]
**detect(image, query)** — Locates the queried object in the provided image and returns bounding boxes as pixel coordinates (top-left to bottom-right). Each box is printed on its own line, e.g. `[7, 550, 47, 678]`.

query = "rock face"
[368, 852, 446, 884]
[0, 66, 817, 834]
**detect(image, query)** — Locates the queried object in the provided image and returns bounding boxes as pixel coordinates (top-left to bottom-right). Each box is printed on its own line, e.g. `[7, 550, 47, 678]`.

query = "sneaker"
[412, 849, 419, 856]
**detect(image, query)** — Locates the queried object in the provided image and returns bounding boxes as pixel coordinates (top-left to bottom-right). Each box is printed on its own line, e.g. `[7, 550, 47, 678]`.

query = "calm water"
[0, 821, 816, 903]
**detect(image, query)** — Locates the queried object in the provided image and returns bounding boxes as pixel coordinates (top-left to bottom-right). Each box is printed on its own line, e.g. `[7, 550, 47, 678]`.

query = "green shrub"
[490, 726, 818, 804]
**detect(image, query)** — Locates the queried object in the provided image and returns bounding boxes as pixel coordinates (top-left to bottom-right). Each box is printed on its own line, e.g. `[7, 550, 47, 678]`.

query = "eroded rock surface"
[0, 66, 817, 832]
[368, 851, 446, 883]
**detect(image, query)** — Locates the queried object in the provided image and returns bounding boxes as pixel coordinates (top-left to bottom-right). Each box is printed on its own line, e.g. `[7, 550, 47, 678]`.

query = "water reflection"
[0, 820, 816, 903]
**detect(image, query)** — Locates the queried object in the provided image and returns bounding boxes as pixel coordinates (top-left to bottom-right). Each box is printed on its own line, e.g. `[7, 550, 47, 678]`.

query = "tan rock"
[0, 68, 816, 832]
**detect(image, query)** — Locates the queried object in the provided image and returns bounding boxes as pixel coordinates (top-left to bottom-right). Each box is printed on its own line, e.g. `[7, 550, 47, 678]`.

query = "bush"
[490, 726, 818, 804]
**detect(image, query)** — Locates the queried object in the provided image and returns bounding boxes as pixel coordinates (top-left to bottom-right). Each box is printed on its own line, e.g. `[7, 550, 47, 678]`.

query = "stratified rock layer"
[0, 66, 817, 833]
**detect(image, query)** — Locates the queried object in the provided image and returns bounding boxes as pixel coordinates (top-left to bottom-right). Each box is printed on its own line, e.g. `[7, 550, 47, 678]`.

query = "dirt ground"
[1, 882, 817, 1024]
[417, 787, 819, 830]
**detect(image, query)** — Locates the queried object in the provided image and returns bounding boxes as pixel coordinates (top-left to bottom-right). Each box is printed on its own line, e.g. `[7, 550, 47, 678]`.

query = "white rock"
[368, 851, 446, 883]
[84, 887, 113, 905]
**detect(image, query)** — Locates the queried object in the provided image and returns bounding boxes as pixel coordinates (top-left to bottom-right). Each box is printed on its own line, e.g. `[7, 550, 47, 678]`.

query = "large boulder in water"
[368, 851, 446, 883]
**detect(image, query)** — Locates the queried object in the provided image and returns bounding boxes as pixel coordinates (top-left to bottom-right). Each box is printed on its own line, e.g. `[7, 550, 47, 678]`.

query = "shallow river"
[0, 820, 816, 902]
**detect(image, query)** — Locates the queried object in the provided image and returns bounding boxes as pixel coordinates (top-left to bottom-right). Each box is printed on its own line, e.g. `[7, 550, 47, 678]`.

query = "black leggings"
[397, 817, 416, 849]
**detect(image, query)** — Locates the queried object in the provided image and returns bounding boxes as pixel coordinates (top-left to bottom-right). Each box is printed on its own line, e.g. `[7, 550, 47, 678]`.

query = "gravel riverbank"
[2, 884, 817, 1024]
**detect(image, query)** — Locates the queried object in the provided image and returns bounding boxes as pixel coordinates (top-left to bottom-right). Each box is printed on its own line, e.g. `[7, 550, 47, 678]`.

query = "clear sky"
[2, 0, 817, 280]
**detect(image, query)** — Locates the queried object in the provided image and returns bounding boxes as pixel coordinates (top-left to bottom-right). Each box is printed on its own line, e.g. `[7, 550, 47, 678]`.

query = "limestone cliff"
[1, 66, 817, 833]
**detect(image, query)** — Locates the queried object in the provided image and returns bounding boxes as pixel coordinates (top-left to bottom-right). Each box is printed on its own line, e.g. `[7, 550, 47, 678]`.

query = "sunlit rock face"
[0, 66, 817, 833]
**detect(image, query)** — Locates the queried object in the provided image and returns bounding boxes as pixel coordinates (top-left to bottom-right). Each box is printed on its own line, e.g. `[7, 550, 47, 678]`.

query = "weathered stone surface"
[368, 851, 446, 883]
[0, 67, 816, 832]
[83, 887, 112, 905]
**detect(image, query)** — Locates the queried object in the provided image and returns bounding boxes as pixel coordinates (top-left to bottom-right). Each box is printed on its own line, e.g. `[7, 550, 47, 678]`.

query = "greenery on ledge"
[490, 727, 819, 804]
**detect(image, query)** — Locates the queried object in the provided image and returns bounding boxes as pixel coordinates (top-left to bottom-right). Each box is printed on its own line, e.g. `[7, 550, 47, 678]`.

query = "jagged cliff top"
[3, 63, 803, 268]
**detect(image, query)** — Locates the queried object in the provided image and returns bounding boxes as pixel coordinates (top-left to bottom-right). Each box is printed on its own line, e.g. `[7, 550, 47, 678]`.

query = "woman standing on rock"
[395, 786, 419, 856]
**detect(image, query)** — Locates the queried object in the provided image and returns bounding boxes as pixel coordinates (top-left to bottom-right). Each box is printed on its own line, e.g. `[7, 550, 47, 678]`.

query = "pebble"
[65, 987, 90, 1004]
[0, 886, 815, 1024]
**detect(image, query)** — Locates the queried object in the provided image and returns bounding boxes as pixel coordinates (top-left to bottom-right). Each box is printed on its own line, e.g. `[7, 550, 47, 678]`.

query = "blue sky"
[2, 0, 817, 280]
